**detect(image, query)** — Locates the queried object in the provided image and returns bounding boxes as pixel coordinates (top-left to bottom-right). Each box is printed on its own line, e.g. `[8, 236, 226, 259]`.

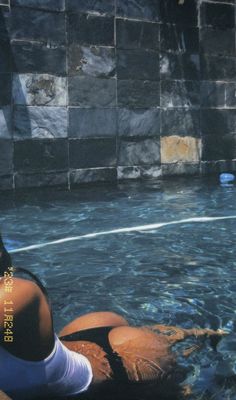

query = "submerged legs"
[148, 324, 226, 347]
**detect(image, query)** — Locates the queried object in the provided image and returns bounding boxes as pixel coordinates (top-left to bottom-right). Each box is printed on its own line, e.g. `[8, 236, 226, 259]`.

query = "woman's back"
[0, 277, 54, 361]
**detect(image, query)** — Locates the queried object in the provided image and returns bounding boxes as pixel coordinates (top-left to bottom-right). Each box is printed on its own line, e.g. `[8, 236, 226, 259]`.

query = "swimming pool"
[1, 177, 236, 399]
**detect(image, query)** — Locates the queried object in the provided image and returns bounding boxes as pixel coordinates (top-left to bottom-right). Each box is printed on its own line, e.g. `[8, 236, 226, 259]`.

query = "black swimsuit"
[59, 327, 128, 382]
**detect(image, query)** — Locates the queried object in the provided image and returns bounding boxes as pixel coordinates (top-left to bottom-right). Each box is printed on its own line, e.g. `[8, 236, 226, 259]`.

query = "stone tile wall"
[0, 0, 236, 189]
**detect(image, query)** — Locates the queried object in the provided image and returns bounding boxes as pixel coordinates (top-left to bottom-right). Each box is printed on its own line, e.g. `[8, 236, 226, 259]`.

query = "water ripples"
[0, 177, 235, 398]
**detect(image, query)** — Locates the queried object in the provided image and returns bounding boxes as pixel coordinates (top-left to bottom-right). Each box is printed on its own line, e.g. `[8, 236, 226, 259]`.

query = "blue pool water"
[1, 177, 236, 399]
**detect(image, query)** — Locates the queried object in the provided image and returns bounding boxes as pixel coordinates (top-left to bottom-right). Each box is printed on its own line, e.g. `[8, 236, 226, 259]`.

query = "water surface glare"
[0, 177, 236, 399]
[9, 215, 236, 254]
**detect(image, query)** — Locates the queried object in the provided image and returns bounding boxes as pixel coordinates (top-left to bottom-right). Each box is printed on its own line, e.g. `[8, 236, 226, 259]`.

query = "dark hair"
[0, 235, 12, 275]
[0, 234, 49, 298]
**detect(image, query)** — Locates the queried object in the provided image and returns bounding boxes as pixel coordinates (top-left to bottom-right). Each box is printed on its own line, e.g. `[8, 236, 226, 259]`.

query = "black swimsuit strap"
[59, 326, 129, 382]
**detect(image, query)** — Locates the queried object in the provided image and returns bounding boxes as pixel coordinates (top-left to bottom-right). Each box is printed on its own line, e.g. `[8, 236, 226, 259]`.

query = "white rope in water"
[9, 215, 236, 254]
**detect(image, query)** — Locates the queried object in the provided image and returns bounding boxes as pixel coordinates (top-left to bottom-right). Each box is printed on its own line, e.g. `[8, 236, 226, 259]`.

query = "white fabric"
[0, 334, 93, 399]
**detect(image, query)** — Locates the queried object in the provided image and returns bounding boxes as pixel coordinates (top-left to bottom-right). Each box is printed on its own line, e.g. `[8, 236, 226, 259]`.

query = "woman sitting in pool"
[0, 234, 225, 400]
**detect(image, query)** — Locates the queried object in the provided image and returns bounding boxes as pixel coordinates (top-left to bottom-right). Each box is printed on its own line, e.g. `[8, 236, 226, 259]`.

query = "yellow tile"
[161, 136, 202, 163]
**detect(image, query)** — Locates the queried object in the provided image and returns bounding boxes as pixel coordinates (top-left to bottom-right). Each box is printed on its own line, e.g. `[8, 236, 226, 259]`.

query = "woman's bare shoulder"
[0, 277, 42, 316]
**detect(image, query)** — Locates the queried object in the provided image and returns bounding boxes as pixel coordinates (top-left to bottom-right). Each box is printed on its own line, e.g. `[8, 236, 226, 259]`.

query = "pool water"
[1, 177, 236, 399]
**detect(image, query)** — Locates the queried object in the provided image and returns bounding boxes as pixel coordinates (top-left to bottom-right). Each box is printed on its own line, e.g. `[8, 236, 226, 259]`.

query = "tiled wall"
[0, 0, 236, 190]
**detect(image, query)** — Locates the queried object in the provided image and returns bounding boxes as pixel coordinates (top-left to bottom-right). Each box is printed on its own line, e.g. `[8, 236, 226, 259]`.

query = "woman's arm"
[0, 277, 54, 361]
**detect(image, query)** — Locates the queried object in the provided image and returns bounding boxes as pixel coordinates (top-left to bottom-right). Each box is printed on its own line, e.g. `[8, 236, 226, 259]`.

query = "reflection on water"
[0, 177, 236, 399]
